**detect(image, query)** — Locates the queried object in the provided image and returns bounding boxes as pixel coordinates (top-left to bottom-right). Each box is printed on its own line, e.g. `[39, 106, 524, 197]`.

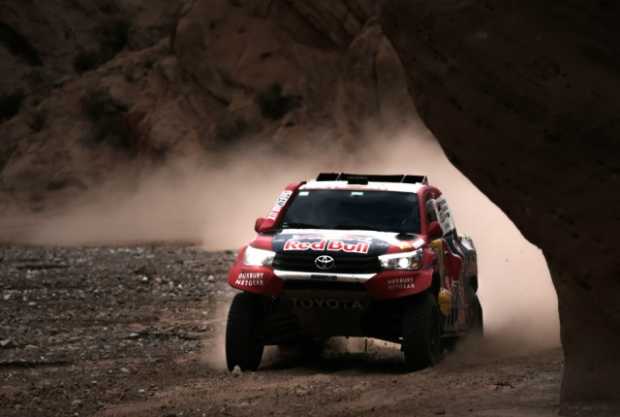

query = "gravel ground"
[0, 245, 563, 417]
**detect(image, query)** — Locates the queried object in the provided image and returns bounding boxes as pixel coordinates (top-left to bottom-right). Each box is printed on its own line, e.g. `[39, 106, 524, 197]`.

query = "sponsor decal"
[386, 277, 416, 291]
[266, 190, 293, 220]
[291, 298, 367, 310]
[283, 239, 370, 254]
[284, 240, 328, 251]
[235, 272, 264, 287]
[436, 196, 455, 234]
[438, 288, 452, 316]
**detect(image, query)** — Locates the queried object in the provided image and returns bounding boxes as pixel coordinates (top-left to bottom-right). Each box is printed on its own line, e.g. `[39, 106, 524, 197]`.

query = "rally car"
[226, 173, 482, 371]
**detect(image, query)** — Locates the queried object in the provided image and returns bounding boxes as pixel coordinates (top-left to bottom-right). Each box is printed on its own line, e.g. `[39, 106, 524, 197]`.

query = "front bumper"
[228, 259, 433, 300]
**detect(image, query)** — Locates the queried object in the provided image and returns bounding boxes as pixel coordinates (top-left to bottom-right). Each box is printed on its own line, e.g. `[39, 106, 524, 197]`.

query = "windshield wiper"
[331, 224, 374, 231]
[281, 222, 323, 229]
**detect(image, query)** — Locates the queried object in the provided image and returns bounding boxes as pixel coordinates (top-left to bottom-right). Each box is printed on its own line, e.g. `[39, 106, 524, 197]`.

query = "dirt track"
[0, 245, 562, 417]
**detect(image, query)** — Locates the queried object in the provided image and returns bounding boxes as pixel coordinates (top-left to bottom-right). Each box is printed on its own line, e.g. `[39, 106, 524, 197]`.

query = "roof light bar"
[316, 173, 429, 185]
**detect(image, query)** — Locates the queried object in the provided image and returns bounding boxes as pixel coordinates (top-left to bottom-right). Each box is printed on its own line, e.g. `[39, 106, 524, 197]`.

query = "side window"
[425, 197, 438, 225]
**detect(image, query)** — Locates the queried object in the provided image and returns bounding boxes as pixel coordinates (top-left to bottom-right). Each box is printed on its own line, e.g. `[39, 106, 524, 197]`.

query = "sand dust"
[1, 123, 560, 356]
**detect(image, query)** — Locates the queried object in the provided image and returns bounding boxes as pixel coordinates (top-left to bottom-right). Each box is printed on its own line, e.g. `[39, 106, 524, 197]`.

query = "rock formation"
[381, 0, 620, 411]
[0, 0, 409, 211]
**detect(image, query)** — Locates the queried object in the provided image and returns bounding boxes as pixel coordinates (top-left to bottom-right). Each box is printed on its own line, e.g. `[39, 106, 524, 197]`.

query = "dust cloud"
[2, 120, 560, 356]
[358, 129, 561, 353]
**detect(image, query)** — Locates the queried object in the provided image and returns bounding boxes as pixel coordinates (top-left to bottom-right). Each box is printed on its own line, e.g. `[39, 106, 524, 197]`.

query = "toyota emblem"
[315, 255, 335, 271]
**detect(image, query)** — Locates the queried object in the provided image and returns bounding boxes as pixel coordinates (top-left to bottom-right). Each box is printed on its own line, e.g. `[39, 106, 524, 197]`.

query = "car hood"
[269, 229, 426, 256]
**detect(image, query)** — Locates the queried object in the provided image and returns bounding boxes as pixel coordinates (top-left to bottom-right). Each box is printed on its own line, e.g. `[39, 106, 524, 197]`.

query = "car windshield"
[280, 190, 421, 233]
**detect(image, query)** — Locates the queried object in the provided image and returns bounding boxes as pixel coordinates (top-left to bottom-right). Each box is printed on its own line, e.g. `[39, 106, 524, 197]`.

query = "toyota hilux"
[225, 173, 482, 371]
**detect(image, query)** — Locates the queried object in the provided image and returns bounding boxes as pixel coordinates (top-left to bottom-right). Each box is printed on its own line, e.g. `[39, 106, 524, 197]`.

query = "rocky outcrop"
[381, 0, 620, 411]
[0, 0, 188, 202]
[0, 0, 183, 99]
[0, 0, 412, 210]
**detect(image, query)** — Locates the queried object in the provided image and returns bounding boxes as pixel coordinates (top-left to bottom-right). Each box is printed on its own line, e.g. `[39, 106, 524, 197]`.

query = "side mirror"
[428, 221, 443, 240]
[254, 217, 270, 233]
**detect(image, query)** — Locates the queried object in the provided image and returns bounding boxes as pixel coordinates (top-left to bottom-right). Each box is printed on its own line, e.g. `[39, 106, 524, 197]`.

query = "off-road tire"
[402, 292, 443, 371]
[470, 294, 484, 337]
[443, 336, 458, 352]
[225, 292, 265, 371]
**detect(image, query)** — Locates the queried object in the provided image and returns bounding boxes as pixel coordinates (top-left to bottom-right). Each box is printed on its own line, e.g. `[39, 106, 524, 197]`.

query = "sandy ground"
[0, 245, 562, 417]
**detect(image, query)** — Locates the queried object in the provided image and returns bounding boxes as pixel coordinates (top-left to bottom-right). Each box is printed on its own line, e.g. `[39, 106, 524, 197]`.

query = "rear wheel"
[443, 336, 458, 352]
[225, 292, 265, 371]
[401, 292, 443, 370]
[469, 294, 484, 337]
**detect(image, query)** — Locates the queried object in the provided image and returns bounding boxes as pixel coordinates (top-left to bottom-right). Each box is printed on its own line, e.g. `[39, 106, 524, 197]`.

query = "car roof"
[301, 180, 426, 194]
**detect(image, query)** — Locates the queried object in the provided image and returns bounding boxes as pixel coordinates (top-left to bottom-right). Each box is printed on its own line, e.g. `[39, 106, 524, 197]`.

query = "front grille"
[282, 280, 366, 291]
[273, 252, 380, 273]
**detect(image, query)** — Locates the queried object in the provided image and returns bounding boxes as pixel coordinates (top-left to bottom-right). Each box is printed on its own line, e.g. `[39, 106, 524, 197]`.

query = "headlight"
[243, 246, 275, 266]
[379, 249, 423, 271]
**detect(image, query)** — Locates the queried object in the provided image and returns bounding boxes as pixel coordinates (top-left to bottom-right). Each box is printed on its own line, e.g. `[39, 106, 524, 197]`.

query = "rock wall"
[0, 0, 410, 211]
[0, 0, 188, 208]
[381, 0, 620, 410]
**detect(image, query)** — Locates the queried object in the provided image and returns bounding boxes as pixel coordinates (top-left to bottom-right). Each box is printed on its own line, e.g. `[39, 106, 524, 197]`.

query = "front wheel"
[225, 292, 265, 371]
[401, 292, 443, 370]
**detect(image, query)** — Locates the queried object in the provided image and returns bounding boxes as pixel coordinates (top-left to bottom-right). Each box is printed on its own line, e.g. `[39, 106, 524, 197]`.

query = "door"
[426, 195, 468, 333]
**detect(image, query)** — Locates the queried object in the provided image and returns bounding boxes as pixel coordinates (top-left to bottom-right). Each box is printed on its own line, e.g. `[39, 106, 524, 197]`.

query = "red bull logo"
[283, 239, 370, 254]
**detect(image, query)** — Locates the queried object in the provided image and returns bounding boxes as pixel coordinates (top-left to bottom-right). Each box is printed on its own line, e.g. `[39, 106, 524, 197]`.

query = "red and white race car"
[226, 173, 482, 371]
